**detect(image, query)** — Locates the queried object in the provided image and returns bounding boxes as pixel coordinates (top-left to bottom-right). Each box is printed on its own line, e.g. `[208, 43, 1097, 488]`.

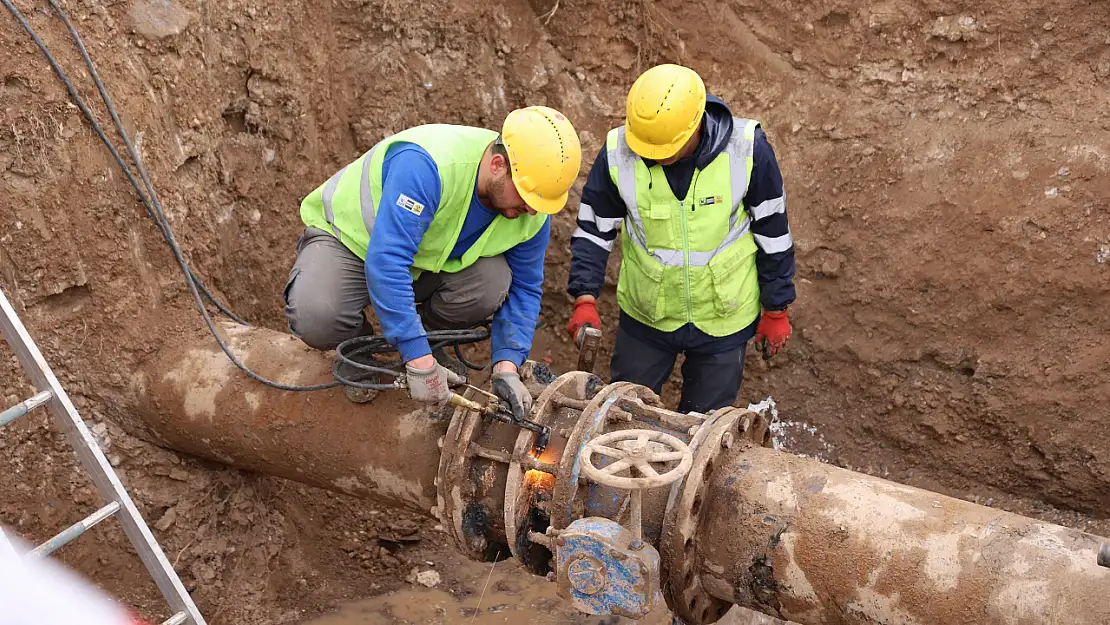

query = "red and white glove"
[566, 299, 601, 339]
[754, 309, 792, 358]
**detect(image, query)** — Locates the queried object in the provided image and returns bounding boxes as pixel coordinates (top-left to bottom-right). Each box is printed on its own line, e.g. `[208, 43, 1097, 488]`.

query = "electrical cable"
[2, 0, 490, 392]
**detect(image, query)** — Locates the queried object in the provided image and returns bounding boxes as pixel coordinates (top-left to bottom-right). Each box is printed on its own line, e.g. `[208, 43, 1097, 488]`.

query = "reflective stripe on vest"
[607, 119, 758, 267]
[301, 124, 547, 276]
[320, 142, 384, 244]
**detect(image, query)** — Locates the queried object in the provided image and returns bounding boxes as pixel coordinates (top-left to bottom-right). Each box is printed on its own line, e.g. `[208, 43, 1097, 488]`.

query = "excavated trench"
[3, 0, 1110, 622]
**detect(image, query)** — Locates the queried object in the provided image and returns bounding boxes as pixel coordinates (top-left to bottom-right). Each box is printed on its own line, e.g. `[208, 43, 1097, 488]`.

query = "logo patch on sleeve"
[396, 194, 425, 216]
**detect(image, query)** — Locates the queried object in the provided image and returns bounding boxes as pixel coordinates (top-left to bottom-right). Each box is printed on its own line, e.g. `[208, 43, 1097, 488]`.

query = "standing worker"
[285, 107, 581, 417]
[566, 64, 796, 414]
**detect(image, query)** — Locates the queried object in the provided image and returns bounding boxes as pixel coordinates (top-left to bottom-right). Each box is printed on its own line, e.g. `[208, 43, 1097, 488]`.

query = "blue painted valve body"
[554, 517, 662, 619]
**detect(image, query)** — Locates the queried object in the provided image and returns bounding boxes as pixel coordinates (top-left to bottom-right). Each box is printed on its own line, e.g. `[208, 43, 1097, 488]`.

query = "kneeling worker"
[285, 107, 581, 417]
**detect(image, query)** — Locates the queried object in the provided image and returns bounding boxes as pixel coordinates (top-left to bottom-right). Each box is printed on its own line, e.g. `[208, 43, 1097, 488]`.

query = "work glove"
[566, 299, 601, 339]
[492, 371, 533, 420]
[406, 361, 465, 404]
[754, 309, 792, 358]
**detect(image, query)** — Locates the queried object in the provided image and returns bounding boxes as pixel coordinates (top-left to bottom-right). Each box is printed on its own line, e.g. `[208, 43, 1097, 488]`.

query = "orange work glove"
[566, 299, 601, 339]
[754, 309, 792, 358]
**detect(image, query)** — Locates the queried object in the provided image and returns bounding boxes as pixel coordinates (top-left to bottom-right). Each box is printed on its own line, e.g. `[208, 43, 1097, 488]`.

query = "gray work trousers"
[283, 227, 512, 351]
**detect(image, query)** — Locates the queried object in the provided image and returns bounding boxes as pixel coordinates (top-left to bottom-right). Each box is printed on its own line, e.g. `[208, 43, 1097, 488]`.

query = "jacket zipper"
[680, 171, 701, 323]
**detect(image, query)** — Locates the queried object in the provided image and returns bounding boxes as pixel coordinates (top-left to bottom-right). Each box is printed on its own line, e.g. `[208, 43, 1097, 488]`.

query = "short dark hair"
[492, 135, 513, 177]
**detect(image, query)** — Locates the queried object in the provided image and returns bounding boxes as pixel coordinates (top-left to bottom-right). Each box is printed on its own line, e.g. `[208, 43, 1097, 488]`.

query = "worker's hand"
[754, 309, 792, 358]
[491, 370, 533, 420]
[405, 359, 465, 404]
[567, 297, 601, 339]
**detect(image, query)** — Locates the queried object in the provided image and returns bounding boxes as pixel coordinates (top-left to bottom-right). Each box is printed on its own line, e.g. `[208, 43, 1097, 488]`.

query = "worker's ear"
[490, 153, 510, 178]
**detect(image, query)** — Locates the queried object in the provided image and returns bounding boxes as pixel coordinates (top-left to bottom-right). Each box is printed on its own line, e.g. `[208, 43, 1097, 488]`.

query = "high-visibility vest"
[607, 118, 761, 336]
[300, 124, 548, 278]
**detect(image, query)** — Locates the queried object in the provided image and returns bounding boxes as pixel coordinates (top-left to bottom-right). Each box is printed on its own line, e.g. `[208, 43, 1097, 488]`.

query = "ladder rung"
[0, 390, 53, 426]
[162, 612, 188, 625]
[30, 501, 121, 557]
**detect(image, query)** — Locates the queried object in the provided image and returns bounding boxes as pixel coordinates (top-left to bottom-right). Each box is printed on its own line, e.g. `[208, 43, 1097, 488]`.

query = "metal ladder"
[0, 287, 206, 625]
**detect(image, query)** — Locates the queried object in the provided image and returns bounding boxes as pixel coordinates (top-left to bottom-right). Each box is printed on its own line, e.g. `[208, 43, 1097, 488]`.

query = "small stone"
[263, 148, 276, 164]
[1058, 166, 1070, 177]
[249, 209, 261, 224]
[1096, 245, 1110, 264]
[791, 123, 802, 133]
[129, 0, 193, 40]
[1017, 101, 1029, 112]
[154, 506, 177, 531]
[415, 569, 441, 587]
[1043, 21, 1055, 31]
[1044, 187, 1058, 198]
[575, 71, 586, 81]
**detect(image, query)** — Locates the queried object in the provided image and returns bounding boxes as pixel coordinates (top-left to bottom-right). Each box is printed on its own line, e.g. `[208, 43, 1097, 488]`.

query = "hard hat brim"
[624, 123, 697, 161]
[515, 181, 568, 215]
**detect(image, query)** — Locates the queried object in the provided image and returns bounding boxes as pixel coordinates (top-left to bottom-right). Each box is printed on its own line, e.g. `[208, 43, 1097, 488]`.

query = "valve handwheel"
[580, 429, 693, 544]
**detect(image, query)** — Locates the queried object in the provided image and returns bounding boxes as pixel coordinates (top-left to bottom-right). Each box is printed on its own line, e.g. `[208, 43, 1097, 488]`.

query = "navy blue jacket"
[567, 95, 796, 349]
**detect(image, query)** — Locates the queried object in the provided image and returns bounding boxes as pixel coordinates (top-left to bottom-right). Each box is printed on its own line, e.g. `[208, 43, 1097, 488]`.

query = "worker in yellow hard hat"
[567, 63, 797, 413]
[288, 106, 581, 415]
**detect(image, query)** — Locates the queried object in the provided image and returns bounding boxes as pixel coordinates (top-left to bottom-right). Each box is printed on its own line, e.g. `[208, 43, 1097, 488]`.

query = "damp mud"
[302, 551, 784, 625]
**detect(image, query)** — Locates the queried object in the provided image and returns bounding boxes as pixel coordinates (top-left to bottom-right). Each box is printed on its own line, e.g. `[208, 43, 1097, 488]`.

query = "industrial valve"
[552, 429, 692, 619]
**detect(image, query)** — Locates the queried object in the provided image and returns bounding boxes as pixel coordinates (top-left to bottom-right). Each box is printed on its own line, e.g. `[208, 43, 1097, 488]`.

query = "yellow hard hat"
[624, 64, 706, 160]
[500, 105, 582, 215]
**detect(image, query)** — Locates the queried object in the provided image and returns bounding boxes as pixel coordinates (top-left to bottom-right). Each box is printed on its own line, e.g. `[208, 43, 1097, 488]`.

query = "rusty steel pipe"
[697, 444, 1110, 625]
[119, 326, 1110, 623]
[123, 323, 448, 514]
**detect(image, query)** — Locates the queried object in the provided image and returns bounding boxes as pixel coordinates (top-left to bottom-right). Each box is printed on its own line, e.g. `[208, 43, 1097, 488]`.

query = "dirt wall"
[2, 0, 1110, 621]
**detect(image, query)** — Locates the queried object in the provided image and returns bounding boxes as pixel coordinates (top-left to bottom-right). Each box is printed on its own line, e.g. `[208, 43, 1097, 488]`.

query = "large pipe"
[121, 324, 1110, 624]
[698, 444, 1110, 624]
[122, 322, 447, 514]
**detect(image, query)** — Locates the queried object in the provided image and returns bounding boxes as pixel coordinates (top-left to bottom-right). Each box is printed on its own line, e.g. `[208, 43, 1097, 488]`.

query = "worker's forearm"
[369, 146, 443, 364]
[567, 237, 611, 298]
[747, 128, 796, 311]
[492, 220, 549, 367]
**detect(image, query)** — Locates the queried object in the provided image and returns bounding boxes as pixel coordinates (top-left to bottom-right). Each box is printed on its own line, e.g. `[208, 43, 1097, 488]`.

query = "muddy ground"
[2, 0, 1110, 622]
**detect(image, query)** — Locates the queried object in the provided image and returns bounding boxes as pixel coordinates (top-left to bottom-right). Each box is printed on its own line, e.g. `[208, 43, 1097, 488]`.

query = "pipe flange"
[660, 406, 763, 624]
[550, 382, 652, 531]
[434, 385, 504, 561]
[504, 370, 598, 570]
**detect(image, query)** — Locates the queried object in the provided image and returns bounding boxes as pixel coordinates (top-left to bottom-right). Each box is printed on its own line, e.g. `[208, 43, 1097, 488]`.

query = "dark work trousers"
[283, 227, 510, 350]
[609, 311, 756, 414]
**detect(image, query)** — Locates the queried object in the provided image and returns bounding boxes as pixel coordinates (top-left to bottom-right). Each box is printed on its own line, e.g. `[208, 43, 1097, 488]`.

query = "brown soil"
[3, 0, 1110, 622]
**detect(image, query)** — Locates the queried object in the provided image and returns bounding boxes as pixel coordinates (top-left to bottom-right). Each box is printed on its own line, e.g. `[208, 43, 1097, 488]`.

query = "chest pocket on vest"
[641, 198, 681, 250]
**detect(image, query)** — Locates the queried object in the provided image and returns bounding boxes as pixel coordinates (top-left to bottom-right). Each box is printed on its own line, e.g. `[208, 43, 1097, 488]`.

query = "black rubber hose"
[46, 0, 246, 325]
[3, 0, 492, 392]
[1, 0, 349, 390]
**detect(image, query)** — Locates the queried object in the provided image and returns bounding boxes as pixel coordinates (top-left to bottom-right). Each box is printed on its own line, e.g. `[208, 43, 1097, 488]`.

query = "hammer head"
[575, 326, 602, 373]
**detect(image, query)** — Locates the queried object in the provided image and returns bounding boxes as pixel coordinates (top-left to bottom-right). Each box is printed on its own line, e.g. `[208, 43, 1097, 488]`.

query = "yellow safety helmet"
[624, 64, 706, 160]
[500, 105, 582, 215]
